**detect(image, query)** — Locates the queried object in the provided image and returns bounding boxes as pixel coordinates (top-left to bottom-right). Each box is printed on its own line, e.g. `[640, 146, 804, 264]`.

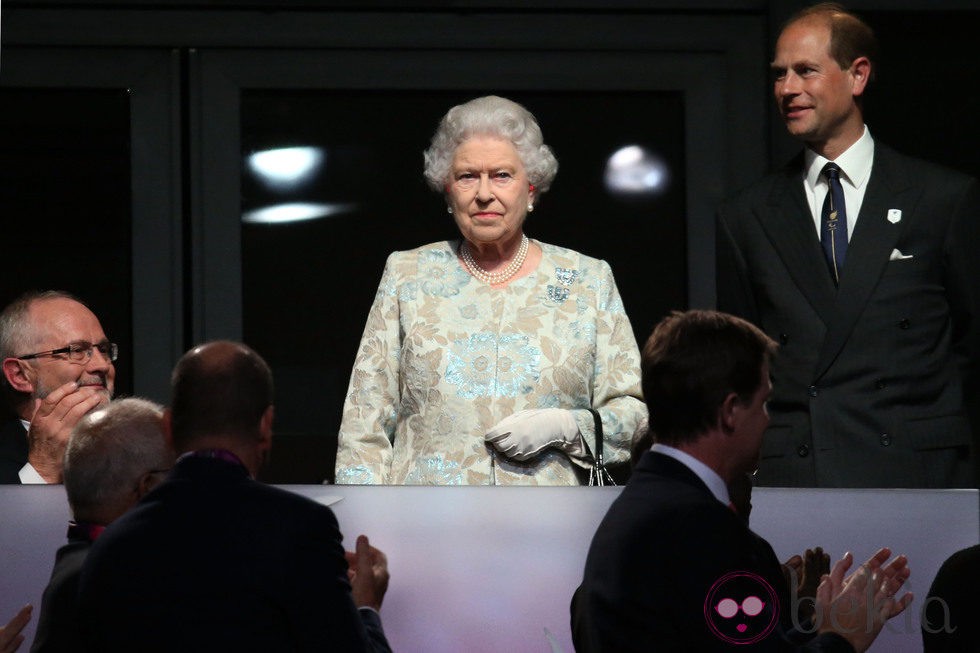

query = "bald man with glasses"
[0, 290, 116, 484]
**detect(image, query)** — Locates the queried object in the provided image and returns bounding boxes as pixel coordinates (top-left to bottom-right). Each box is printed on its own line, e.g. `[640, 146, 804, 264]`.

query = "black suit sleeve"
[942, 178, 980, 456]
[292, 505, 392, 653]
[716, 202, 759, 322]
[358, 608, 392, 653]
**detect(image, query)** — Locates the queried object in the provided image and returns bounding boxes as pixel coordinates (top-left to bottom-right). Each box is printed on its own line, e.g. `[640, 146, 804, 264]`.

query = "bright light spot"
[247, 146, 325, 189]
[609, 145, 644, 167]
[604, 145, 670, 197]
[241, 202, 357, 225]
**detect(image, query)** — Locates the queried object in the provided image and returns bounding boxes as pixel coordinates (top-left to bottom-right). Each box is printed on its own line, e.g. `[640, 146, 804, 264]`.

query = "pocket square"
[889, 248, 913, 261]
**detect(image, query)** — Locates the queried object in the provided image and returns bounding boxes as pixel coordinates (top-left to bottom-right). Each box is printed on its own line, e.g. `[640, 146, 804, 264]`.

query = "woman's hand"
[485, 408, 586, 461]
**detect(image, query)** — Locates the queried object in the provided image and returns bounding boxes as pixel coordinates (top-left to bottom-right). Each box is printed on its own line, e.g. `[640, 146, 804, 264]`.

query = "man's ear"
[258, 405, 274, 452]
[137, 471, 162, 499]
[161, 408, 175, 450]
[719, 392, 740, 434]
[850, 56, 871, 97]
[2, 358, 35, 394]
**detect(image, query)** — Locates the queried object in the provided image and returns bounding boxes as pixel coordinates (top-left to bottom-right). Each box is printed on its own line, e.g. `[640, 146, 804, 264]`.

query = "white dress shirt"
[651, 443, 730, 506]
[803, 125, 875, 240]
[17, 419, 45, 484]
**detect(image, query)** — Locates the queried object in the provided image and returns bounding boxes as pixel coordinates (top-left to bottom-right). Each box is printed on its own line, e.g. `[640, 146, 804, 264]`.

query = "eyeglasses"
[17, 341, 118, 364]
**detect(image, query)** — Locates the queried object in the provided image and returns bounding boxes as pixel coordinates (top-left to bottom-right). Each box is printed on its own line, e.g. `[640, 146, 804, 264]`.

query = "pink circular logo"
[704, 571, 780, 645]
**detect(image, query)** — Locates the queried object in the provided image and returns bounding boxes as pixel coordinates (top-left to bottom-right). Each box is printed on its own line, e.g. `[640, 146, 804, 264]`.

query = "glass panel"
[241, 90, 685, 482]
[0, 88, 134, 399]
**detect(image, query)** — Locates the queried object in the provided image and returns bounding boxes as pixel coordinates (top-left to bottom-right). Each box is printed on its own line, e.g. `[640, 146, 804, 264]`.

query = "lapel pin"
[887, 209, 902, 224]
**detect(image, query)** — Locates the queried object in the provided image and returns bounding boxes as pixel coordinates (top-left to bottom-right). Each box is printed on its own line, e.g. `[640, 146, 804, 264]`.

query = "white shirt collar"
[17, 419, 46, 484]
[651, 443, 731, 506]
[804, 125, 874, 191]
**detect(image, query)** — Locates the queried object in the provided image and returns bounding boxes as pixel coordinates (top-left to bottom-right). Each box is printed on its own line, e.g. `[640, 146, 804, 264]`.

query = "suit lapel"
[813, 145, 912, 379]
[758, 160, 837, 324]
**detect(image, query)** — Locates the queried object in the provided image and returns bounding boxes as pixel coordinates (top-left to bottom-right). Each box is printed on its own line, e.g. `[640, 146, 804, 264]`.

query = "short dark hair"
[169, 341, 274, 449]
[641, 310, 776, 446]
[786, 2, 879, 80]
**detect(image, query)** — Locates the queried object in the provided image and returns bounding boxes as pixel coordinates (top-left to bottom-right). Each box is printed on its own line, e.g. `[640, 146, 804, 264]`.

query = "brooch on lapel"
[887, 209, 902, 224]
[547, 267, 580, 303]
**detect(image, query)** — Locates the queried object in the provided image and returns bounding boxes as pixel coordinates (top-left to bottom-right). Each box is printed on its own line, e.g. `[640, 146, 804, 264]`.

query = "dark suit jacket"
[31, 535, 92, 653]
[0, 416, 27, 484]
[77, 456, 391, 653]
[570, 451, 853, 652]
[717, 143, 980, 487]
[922, 543, 980, 652]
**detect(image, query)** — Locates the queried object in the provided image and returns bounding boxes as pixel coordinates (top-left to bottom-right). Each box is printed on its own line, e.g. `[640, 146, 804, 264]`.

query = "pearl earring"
[447, 206, 453, 214]
[527, 203, 534, 213]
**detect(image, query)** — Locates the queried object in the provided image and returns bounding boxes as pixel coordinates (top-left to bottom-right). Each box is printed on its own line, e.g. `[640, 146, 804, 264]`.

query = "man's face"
[734, 362, 771, 474]
[20, 298, 115, 405]
[771, 19, 866, 156]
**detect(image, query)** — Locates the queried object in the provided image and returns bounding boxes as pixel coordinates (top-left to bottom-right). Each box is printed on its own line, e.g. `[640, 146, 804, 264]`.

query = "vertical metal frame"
[0, 47, 184, 403]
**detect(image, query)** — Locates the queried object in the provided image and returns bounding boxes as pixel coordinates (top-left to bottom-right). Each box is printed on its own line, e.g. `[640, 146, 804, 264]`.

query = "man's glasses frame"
[16, 341, 118, 364]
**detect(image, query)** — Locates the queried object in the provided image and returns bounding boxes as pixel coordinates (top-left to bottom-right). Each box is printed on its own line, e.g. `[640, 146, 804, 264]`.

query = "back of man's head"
[169, 340, 274, 451]
[641, 310, 776, 446]
[64, 397, 173, 525]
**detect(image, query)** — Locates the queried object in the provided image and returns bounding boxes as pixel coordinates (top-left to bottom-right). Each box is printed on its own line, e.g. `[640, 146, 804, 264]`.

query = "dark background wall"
[2, 0, 977, 482]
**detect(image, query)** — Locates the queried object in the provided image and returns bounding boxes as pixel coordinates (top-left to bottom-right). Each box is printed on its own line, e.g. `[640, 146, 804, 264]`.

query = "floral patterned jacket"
[334, 240, 646, 485]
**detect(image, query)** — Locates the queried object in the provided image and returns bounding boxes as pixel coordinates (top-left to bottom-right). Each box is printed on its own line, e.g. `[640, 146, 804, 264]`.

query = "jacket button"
[779, 333, 789, 345]
[898, 319, 910, 329]
[879, 433, 892, 447]
[808, 385, 818, 397]
[797, 444, 810, 457]
[874, 378, 887, 390]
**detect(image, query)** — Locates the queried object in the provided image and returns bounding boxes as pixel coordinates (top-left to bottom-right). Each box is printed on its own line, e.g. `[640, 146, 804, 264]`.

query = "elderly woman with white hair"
[335, 95, 645, 485]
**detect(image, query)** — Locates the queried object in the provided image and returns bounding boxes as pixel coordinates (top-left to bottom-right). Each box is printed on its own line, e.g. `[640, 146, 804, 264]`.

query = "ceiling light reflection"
[604, 145, 670, 198]
[247, 146, 325, 189]
[241, 202, 357, 225]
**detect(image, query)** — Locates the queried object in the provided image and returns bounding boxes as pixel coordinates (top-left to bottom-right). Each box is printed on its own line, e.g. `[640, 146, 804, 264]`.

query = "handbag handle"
[587, 409, 615, 486]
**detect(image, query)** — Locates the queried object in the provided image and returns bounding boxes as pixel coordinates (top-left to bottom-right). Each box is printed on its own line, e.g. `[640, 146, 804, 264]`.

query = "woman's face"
[447, 135, 534, 246]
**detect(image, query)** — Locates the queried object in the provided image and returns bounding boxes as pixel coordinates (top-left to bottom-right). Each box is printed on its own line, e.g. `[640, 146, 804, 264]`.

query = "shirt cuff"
[18, 463, 46, 484]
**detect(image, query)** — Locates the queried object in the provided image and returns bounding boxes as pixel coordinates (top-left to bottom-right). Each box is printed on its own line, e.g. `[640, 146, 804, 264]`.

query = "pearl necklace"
[460, 234, 529, 285]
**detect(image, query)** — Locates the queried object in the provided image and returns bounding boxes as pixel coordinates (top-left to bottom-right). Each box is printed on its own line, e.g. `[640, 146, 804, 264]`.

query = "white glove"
[484, 408, 586, 462]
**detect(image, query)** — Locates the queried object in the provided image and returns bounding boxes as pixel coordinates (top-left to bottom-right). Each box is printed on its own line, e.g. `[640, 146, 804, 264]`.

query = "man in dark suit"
[571, 310, 912, 652]
[0, 291, 116, 484]
[31, 397, 174, 653]
[716, 3, 980, 487]
[78, 341, 391, 652]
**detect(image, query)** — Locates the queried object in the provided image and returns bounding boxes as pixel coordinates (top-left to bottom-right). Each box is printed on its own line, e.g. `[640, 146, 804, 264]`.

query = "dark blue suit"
[78, 455, 390, 652]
